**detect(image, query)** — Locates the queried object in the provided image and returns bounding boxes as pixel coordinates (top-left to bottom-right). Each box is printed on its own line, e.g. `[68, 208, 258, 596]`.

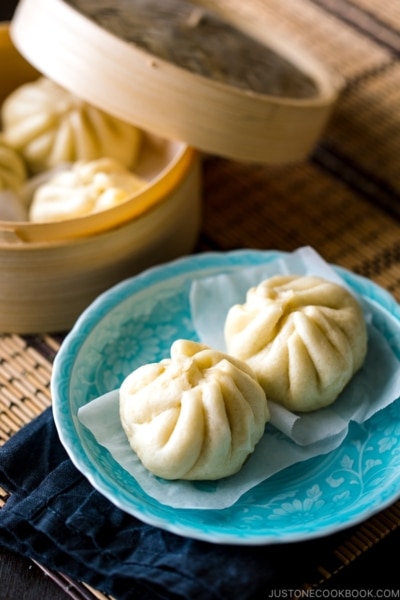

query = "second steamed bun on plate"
[224, 275, 368, 413]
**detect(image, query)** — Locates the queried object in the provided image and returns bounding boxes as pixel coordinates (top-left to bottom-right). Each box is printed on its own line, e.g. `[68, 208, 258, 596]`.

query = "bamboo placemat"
[1, 0, 400, 597]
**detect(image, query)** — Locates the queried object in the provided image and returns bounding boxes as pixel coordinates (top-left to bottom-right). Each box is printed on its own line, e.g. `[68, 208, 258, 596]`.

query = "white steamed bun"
[29, 157, 147, 222]
[119, 339, 269, 480]
[224, 275, 367, 413]
[1, 77, 142, 174]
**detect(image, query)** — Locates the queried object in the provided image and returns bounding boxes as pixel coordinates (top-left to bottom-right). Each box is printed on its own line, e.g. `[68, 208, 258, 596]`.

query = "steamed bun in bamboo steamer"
[29, 157, 147, 222]
[119, 339, 269, 480]
[224, 275, 368, 413]
[1, 77, 143, 174]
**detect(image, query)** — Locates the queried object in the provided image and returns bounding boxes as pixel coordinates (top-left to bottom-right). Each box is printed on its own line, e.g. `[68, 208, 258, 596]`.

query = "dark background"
[1, 0, 17, 21]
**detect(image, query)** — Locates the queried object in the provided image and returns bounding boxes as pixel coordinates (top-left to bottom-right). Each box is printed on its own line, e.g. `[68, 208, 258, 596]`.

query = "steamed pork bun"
[29, 158, 147, 222]
[224, 275, 368, 413]
[1, 77, 142, 174]
[119, 339, 269, 480]
[0, 137, 26, 191]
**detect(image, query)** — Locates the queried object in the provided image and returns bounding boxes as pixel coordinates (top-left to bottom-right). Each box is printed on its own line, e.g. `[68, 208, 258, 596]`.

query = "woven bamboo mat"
[1, 0, 400, 597]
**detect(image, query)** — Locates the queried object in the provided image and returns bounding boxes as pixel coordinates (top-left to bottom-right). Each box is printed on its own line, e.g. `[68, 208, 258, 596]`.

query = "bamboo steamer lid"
[10, 0, 343, 165]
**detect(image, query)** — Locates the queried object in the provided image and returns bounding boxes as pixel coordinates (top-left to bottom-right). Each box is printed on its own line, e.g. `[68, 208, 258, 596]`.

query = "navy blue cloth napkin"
[0, 407, 296, 600]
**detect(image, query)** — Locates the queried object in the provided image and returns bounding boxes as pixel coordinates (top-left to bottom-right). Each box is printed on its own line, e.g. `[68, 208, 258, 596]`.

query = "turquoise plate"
[52, 250, 400, 545]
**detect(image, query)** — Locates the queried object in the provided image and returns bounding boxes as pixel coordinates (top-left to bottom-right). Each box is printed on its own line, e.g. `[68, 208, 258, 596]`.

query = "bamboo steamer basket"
[0, 25, 201, 333]
[0, 0, 342, 333]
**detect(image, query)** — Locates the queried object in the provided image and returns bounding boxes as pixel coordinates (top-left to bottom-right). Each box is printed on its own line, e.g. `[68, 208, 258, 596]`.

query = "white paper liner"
[77, 247, 400, 509]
